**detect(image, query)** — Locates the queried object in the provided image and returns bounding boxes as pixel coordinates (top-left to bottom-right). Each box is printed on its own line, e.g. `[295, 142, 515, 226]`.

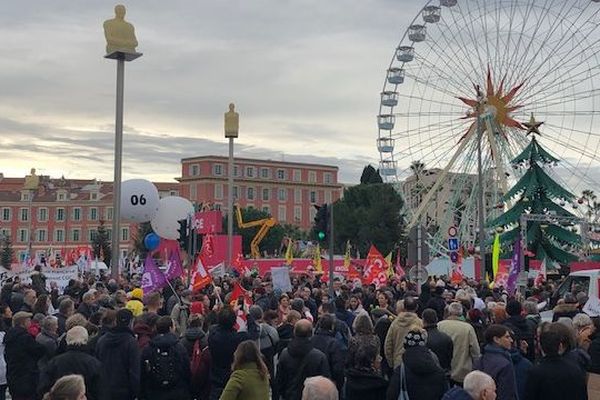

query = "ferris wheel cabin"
[388, 68, 406, 85]
[377, 114, 395, 130]
[381, 91, 399, 107]
[377, 138, 395, 153]
[408, 25, 427, 42]
[396, 46, 415, 62]
[440, 0, 457, 7]
[379, 160, 397, 177]
[422, 6, 441, 23]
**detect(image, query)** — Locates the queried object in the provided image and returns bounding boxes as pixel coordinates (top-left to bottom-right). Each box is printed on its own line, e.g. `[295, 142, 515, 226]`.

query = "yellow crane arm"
[236, 204, 270, 228]
[250, 218, 276, 259]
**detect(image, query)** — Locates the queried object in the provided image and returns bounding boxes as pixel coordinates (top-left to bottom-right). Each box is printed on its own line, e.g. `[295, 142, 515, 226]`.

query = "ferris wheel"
[377, 0, 600, 256]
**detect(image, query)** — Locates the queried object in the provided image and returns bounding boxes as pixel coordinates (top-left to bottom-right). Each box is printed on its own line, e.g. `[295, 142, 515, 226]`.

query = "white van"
[551, 269, 599, 307]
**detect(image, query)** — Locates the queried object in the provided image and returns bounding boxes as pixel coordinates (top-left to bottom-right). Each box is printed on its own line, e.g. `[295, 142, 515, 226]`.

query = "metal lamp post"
[476, 89, 487, 280]
[225, 103, 239, 270]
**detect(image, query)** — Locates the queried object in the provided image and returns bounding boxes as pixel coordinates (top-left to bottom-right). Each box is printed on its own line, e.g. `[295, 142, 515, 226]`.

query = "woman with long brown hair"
[219, 340, 269, 400]
[42, 374, 86, 400]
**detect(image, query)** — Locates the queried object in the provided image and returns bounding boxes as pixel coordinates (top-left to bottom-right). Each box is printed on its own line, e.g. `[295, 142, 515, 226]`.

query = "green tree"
[223, 207, 285, 257]
[333, 183, 405, 257]
[360, 165, 383, 184]
[91, 220, 112, 267]
[581, 190, 600, 224]
[489, 135, 579, 264]
[0, 236, 14, 269]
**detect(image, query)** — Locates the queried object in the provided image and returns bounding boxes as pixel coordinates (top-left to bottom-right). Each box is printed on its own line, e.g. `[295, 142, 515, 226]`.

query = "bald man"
[276, 319, 331, 400]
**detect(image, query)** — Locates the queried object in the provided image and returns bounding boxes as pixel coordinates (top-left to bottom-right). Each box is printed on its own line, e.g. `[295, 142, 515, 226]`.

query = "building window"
[20, 208, 29, 222]
[1, 208, 11, 222]
[245, 166, 255, 178]
[122, 227, 129, 241]
[310, 191, 317, 204]
[0, 228, 9, 238]
[277, 169, 286, 180]
[214, 204, 222, 211]
[308, 171, 317, 183]
[293, 169, 301, 182]
[214, 184, 223, 200]
[55, 229, 65, 242]
[262, 188, 270, 201]
[260, 168, 270, 179]
[105, 207, 113, 221]
[89, 207, 98, 221]
[56, 208, 65, 221]
[73, 207, 81, 221]
[72, 229, 81, 242]
[190, 184, 197, 200]
[37, 229, 46, 242]
[294, 206, 302, 222]
[38, 208, 48, 222]
[278, 188, 287, 202]
[247, 187, 255, 201]
[18, 229, 28, 243]
[57, 192, 66, 201]
[324, 172, 332, 184]
[90, 192, 99, 201]
[234, 166, 239, 177]
[233, 186, 239, 200]
[295, 189, 302, 204]
[21, 192, 30, 201]
[278, 206, 287, 222]
[213, 164, 223, 176]
[89, 229, 98, 242]
[325, 190, 332, 203]
[190, 164, 199, 176]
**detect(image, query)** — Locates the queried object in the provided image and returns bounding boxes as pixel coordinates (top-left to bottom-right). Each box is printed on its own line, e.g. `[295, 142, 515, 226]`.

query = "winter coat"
[178, 326, 208, 359]
[140, 332, 190, 400]
[552, 303, 579, 321]
[219, 362, 270, 400]
[255, 293, 278, 312]
[335, 309, 356, 334]
[207, 325, 248, 397]
[4, 326, 45, 396]
[384, 312, 422, 368]
[275, 337, 331, 400]
[276, 323, 294, 357]
[425, 292, 447, 322]
[509, 347, 532, 400]
[134, 322, 155, 350]
[77, 301, 97, 319]
[503, 315, 536, 361]
[344, 367, 388, 400]
[311, 329, 346, 390]
[39, 345, 103, 400]
[36, 330, 58, 370]
[524, 355, 587, 400]
[442, 387, 475, 400]
[95, 326, 141, 400]
[55, 312, 69, 336]
[87, 325, 110, 355]
[438, 318, 481, 383]
[347, 333, 380, 368]
[473, 344, 518, 400]
[424, 324, 454, 374]
[387, 346, 448, 400]
[0, 332, 6, 386]
[589, 334, 600, 373]
[170, 301, 190, 337]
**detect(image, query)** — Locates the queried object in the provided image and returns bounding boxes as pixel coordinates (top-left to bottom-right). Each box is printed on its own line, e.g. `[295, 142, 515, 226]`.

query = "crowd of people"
[0, 263, 596, 400]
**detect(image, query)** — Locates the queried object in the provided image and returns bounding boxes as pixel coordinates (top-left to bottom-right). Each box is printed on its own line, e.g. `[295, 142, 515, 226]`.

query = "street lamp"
[476, 88, 486, 280]
[103, 4, 142, 278]
[225, 103, 239, 270]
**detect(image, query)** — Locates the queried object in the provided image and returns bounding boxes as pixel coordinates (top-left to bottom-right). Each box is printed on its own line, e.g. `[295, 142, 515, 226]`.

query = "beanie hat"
[404, 329, 427, 349]
[130, 288, 143, 300]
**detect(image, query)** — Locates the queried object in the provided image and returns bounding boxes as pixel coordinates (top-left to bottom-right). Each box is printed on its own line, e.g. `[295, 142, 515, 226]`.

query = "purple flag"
[506, 236, 522, 294]
[164, 249, 184, 281]
[141, 255, 167, 294]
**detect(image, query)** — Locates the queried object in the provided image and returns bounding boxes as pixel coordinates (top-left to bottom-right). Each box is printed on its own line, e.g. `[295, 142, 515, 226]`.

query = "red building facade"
[179, 156, 342, 230]
[0, 171, 179, 264]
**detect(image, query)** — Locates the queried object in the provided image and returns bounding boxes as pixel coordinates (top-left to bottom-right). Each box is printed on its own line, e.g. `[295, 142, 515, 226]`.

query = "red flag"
[191, 254, 212, 291]
[229, 281, 253, 332]
[395, 248, 406, 279]
[363, 245, 388, 288]
[451, 248, 465, 284]
[232, 252, 250, 276]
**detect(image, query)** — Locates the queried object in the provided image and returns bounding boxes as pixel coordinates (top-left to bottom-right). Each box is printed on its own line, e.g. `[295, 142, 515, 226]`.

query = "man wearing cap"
[4, 311, 45, 400]
[171, 289, 192, 337]
[96, 309, 141, 400]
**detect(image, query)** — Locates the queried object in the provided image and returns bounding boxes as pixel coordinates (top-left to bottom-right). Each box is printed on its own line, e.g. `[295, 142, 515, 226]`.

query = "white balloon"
[120, 179, 160, 222]
[151, 196, 194, 240]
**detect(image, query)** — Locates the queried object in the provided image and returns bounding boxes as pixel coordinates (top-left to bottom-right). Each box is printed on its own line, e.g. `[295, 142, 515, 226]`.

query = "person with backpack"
[248, 306, 278, 387]
[311, 314, 345, 393]
[180, 314, 210, 400]
[220, 340, 270, 400]
[140, 316, 190, 400]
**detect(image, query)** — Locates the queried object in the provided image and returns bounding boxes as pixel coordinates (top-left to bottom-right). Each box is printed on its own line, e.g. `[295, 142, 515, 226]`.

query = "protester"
[442, 370, 497, 400]
[387, 328, 448, 400]
[438, 302, 481, 386]
[503, 300, 535, 361]
[346, 313, 380, 368]
[219, 340, 270, 400]
[140, 315, 190, 399]
[276, 319, 331, 400]
[0, 309, 7, 400]
[344, 341, 387, 400]
[42, 374, 86, 400]
[422, 308, 454, 377]
[301, 376, 338, 400]
[37, 316, 59, 371]
[126, 288, 144, 317]
[39, 326, 102, 400]
[179, 313, 208, 358]
[248, 305, 279, 389]
[171, 289, 192, 336]
[276, 310, 300, 356]
[311, 313, 345, 391]
[55, 299, 74, 336]
[384, 296, 422, 368]
[95, 308, 141, 400]
[4, 311, 46, 400]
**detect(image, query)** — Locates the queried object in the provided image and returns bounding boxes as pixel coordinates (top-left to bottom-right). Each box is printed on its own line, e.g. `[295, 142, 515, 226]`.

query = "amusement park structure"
[235, 205, 277, 259]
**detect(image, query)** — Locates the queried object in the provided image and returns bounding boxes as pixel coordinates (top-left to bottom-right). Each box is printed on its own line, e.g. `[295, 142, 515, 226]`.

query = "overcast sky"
[0, 1, 428, 184]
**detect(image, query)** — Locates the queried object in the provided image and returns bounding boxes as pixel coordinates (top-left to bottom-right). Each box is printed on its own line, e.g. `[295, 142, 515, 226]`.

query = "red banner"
[194, 211, 223, 234]
[363, 245, 387, 288]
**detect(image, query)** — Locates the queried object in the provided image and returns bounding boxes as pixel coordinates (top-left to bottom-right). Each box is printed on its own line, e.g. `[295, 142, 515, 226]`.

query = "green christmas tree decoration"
[489, 114, 579, 264]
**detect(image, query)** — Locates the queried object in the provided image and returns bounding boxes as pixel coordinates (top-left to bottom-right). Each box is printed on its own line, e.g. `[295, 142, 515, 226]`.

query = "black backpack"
[146, 344, 178, 389]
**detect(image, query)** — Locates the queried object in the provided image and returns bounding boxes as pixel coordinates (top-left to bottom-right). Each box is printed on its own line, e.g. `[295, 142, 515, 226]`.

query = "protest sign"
[0, 265, 78, 292]
[271, 266, 292, 293]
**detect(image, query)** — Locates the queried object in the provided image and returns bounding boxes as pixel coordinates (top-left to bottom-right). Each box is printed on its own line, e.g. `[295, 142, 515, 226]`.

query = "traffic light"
[313, 204, 329, 242]
[178, 219, 189, 252]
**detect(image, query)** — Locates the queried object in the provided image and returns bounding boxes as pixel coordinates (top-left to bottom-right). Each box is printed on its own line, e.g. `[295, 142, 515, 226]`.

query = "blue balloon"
[144, 233, 161, 251]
